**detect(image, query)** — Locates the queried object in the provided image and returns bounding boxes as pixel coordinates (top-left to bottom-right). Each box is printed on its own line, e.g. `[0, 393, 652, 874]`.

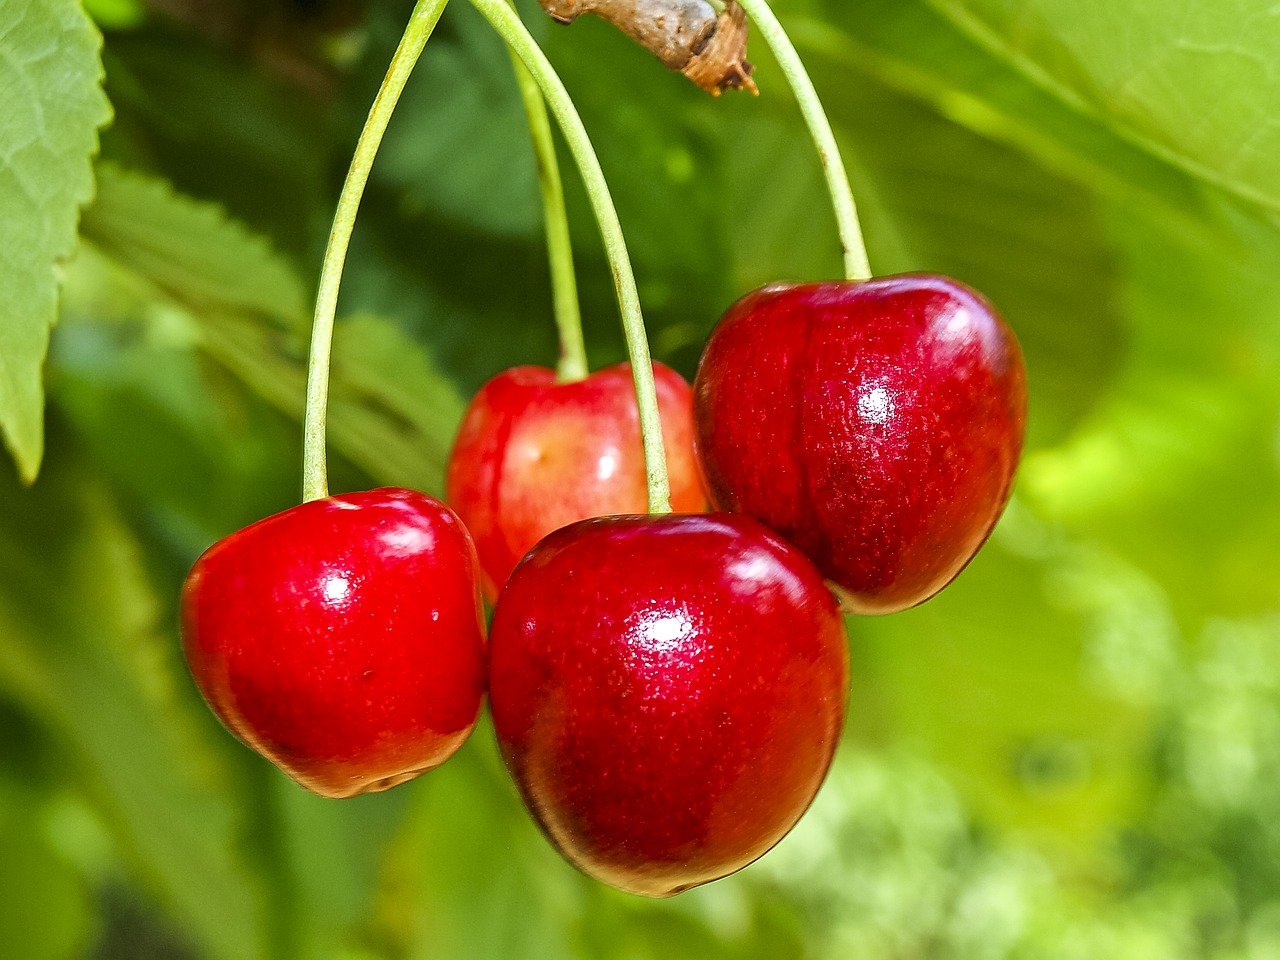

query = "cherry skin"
[181, 487, 487, 799]
[447, 361, 707, 600]
[693, 275, 1028, 615]
[488, 512, 849, 898]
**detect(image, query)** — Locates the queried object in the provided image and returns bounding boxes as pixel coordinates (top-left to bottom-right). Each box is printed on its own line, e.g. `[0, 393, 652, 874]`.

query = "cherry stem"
[733, 0, 871, 282]
[301, 0, 450, 503]
[470, 0, 673, 514]
[508, 49, 589, 383]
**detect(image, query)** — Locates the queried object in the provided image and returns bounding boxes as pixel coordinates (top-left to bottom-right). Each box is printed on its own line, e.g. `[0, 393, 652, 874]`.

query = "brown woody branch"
[537, 0, 756, 95]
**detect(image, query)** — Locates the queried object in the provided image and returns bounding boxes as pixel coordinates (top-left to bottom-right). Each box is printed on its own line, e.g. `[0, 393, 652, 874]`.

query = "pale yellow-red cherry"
[446, 362, 707, 601]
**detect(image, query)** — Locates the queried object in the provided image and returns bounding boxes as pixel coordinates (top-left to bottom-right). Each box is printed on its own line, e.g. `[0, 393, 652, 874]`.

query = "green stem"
[734, 0, 872, 282]
[470, 0, 672, 513]
[301, 0, 451, 503]
[508, 48, 588, 383]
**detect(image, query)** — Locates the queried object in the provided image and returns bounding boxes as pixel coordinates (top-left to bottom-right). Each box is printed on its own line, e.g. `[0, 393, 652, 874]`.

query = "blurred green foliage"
[3, 0, 1280, 956]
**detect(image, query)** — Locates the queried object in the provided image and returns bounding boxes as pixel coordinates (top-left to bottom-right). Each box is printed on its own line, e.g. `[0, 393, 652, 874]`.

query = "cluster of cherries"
[182, 274, 1026, 898]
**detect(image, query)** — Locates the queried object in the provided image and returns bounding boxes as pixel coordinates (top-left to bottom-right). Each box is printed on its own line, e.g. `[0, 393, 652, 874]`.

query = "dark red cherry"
[488, 512, 849, 897]
[446, 361, 706, 601]
[181, 487, 486, 798]
[693, 275, 1027, 615]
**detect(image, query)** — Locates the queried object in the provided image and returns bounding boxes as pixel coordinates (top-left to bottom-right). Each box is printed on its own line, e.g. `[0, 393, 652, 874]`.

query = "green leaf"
[803, 0, 1220, 245]
[275, 783, 414, 960]
[1020, 195, 1280, 620]
[49, 286, 302, 555]
[719, 110, 842, 295]
[366, 737, 586, 960]
[850, 534, 1161, 852]
[0, 788, 91, 960]
[376, 1, 539, 237]
[0, 459, 270, 960]
[98, 26, 329, 253]
[77, 165, 463, 494]
[923, 0, 1280, 213]
[329, 313, 467, 484]
[0, 0, 111, 481]
[81, 163, 308, 326]
[197, 311, 464, 495]
[82, 0, 145, 31]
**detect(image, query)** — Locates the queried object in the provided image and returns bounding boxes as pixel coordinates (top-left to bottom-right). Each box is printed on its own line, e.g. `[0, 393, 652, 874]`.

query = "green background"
[3, 0, 1280, 956]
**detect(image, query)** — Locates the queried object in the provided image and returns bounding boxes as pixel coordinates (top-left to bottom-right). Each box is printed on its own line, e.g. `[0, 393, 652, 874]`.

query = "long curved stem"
[471, 0, 672, 514]
[302, 0, 451, 502]
[734, 0, 871, 282]
[508, 50, 589, 383]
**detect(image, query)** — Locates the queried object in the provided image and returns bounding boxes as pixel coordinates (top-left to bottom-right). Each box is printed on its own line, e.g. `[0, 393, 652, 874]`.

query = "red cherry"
[693, 275, 1028, 615]
[488, 513, 849, 897]
[446, 362, 707, 600]
[181, 487, 487, 799]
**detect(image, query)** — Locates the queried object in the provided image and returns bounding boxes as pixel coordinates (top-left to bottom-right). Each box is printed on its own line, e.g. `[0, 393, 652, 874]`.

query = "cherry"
[693, 275, 1027, 615]
[180, 487, 487, 799]
[487, 512, 849, 897]
[446, 362, 707, 600]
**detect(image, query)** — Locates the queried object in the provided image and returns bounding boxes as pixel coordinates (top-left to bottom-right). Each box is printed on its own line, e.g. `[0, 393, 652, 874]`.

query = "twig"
[538, 0, 755, 95]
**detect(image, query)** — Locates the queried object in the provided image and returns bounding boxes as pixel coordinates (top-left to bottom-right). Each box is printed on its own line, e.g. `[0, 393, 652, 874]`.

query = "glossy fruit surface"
[694, 275, 1027, 615]
[446, 362, 707, 601]
[488, 513, 849, 898]
[181, 487, 486, 799]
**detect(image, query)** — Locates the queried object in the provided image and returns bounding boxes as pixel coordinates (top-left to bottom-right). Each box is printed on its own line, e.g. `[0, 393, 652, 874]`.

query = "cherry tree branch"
[538, 0, 755, 94]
